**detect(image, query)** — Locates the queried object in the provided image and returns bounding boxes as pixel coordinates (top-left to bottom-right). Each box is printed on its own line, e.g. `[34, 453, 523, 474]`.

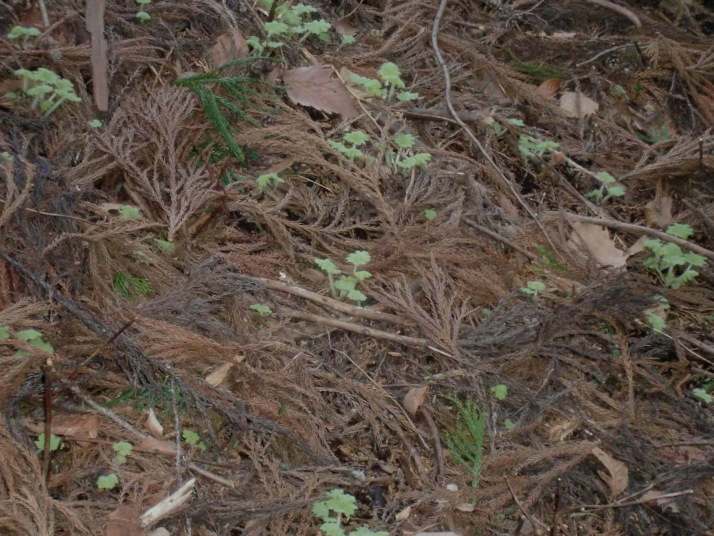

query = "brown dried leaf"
[644, 193, 673, 228]
[568, 222, 627, 267]
[395, 505, 412, 521]
[284, 66, 359, 119]
[403, 385, 428, 416]
[146, 408, 164, 438]
[205, 362, 232, 387]
[591, 446, 628, 496]
[546, 417, 581, 442]
[211, 28, 249, 68]
[560, 91, 599, 118]
[137, 436, 177, 456]
[536, 78, 563, 98]
[106, 504, 142, 536]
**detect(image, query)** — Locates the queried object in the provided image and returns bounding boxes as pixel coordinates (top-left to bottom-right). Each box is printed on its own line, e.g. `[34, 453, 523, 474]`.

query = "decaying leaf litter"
[0, 0, 713, 534]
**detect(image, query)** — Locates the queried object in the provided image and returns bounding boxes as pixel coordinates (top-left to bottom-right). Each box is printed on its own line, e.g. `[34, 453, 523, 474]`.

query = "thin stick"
[279, 306, 433, 348]
[549, 212, 714, 261]
[463, 218, 537, 261]
[42, 358, 54, 486]
[431, 0, 558, 254]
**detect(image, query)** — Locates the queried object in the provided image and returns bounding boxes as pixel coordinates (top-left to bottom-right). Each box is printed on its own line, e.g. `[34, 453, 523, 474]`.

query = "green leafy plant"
[182, 429, 207, 452]
[490, 384, 508, 401]
[424, 208, 437, 221]
[521, 280, 545, 298]
[7, 25, 41, 48]
[315, 251, 371, 303]
[117, 205, 142, 219]
[97, 473, 119, 491]
[328, 130, 369, 161]
[518, 135, 559, 161]
[256, 172, 285, 191]
[351, 62, 419, 102]
[136, 11, 151, 21]
[154, 238, 175, 253]
[339, 34, 356, 48]
[35, 433, 62, 452]
[250, 303, 273, 315]
[643, 224, 707, 289]
[692, 382, 713, 404]
[312, 488, 388, 536]
[114, 272, 155, 299]
[587, 171, 625, 204]
[503, 418, 516, 431]
[173, 59, 280, 163]
[112, 442, 133, 465]
[14, 68, 81, 116]
[16, 328, 54, 353]
[443, 395, 487, 486]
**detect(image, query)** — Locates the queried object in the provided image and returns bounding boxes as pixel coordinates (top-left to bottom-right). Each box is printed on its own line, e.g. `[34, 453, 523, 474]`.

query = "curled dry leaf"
[137, 436, 177, 456]
[591, 446, 628, 497]
[146, 408, 164, 438]
[205, 362, 233, 387]
[560, 91, 599, 118]
[395, 504, 412, 521]
[644, 194, 673, 228]
[283, 66, 359, 119]
[567, 222, 627, 268]
[535, 78, 563, 98]
[211, 28, 249, 68]
[403, 385, 429, 416]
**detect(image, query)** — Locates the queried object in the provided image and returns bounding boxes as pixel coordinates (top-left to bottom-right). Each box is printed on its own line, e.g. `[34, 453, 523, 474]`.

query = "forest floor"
[1, 0, 713, 535]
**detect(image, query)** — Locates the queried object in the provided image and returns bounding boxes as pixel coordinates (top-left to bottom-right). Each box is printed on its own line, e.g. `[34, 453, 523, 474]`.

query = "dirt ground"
[1, 0, 713, 534]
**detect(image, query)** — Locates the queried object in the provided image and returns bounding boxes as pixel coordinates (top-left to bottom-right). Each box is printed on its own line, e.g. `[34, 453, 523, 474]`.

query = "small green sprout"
[14, 68, 82, 116]
[256, 172, 285, 192]
[315, 251, 371, 303]
[250, 304, 273, 315]
[7, 25, 41, 48]
[343, 130, 369, 147]
[393, 133, 415, 150]
[396, 153, 431, 170]
[692, 387, 712, 404]
[88, 119, 103, 128]
[17, 328, 54, 353]
[443, 395, 486, 486]
[264, 21, 290, 37]
[312, 489, 388, 536]
[118, 205, 142, 219]
[154, 238, 175, 253]
[645, 312, 666, 332]
[587, 171, 625, 204]
[35, 433, 62, 452]
[643, 224, 707, 289]
[328, 131, 369, 161]
[135, 0, 152, 3]
[182, 430, 207, 451]
[299, 19, 332, 42]
[97, 474, 119, 491]
[351, 74, 384, 98]
[521, 280, 545, 298]
[518, 135, 559, 161]
[396, 91, 419, 102]
[339, 34, 356, 48]
[1, 152, 14, 162]
[112, 442, 133, 465]
[136, 11, 151, 22]
[424, 208, 437, 221]
[503, 418, 516, 431]
[490, 384, 508, 400]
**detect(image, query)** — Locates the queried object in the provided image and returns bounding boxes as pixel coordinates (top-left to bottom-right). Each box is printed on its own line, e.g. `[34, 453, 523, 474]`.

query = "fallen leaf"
[644, 192, 673, 228]
[146, 408, 164, 438]
[211, 28, 249, 68]
[560, 91, 599, 118]
[395, 505, 411, 521]
[137, 437, 177, 456]
[536, 78, 563, 98]
[403, 385, 428, 416]
[546, 417, 581, 442]
[283, 66, 359, 119]
[568, 222, 627, 267]
[591, 446, 628, 496]
[147, 528, 171, 536]
[625, 235, 649, 258]
[205, 362, 232, 387]
[24, 414, 99, 447]
[640, 490, 680, 512]
[106, 504, 142, 536]
[456, 502, 475, 512]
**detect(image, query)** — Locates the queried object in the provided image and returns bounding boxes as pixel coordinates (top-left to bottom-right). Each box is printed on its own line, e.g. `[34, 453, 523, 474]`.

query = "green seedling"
[249, 304, 273, 315]
[299, 19, 332, 42]
[692, 383, 712, 404]
[182, 429, 207, 451]
[114, 272, 155, 299]
[328, 130, 369, 161]
[443, 395, 487, 487]
[97, 474, 119, 491]
[136, 11, 151, 22]
[118, 205, 142, 219]
[339, 34, 356, 48]
[351, 62, 419, 102]
[643, 224, 706, 289]
[7, 25, 41, 48]
[16, 328, 54, 353]
[503, 418, 516, 431]
[256, 172, 285, 191]
[154, 238, 175, 253]
[14, 68, 81, 116]
[587, 171, 625, 204]
[490, 384, 508, 401]
[1, 152, 14, 162]
[35, 433, 62, 452]
[315, 250, 372, 303]
[136, 0, 151, 3]
[521, 280, 545, 298]
[312, 488, 388, 536]
[112, 442, 133, 465]
[424, 208, 437, 221]
[518, 135, 559, 161]
[88, 119, 103, 128]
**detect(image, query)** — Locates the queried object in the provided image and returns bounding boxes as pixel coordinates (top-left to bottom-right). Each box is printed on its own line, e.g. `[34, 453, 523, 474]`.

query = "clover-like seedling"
[35, 433, 62, 452]
[397, 152, 431, 170]
[643, 224, 706, 289]
[316, 251, 371, 303]
[424, 208, 437, 221]
[518, 135, 559, 161]
[257, 172, 285, 192]
[490, 384, 508, 400]
[136, 11, 151, 22]
[14, 67, 82, 116]
[312, 488, 388, 536]
[299, 19, 332, 42]
[339, 34, 356, 48]
[264, 21, 290, 37]
[97, 474, 119, 491]
[182, 429, 207, 451]
[118, 205, 142, 219]
[136, 0, 151, 4]
[250, 304, 273, 315]
[7, 25, 41, 49]
[351, 74, 385, 98]
[112, 442, 133, 465]
[587, 171, 625, 204]
[329, 131, 369, 161]
[521, 280, 545, 298]
[17, 328, 54, 353]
